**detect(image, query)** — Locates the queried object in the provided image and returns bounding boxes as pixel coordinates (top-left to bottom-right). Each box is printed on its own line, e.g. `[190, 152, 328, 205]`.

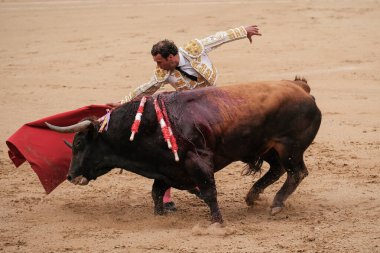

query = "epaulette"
[154, 67, 170, 82]
[182, 39, 204, 58]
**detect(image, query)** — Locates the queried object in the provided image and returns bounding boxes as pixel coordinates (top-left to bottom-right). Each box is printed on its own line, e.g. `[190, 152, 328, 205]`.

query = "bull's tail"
[241, 157, 264, 176]
[293, 76, 311, 94]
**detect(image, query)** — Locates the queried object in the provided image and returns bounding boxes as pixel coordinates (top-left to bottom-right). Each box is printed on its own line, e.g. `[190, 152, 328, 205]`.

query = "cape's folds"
[6, 105, 110, 194]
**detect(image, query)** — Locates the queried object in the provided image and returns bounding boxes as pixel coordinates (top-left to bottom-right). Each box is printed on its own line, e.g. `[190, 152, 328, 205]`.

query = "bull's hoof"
[211, 214, 224, 224]
[245, 197, 253, 206]
[209, 222, 224, 228]
[270, 206, 283, 216]
[163, 201, 177, 212]
[154, 208, 165, 216]
[245, 195, 255, 206]
[245, 190, 260, 206]
[211, 219, 224, 224]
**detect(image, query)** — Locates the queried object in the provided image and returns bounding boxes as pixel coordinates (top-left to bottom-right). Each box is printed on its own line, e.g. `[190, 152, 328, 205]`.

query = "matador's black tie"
[175, 67, 198, 81]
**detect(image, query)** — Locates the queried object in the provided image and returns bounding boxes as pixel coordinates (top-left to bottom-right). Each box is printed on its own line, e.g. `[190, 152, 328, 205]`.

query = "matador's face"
[153, 54, 178, 71]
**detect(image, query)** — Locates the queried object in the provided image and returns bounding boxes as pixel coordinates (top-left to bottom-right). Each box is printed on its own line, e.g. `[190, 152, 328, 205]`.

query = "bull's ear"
[85, 121, 100, 140]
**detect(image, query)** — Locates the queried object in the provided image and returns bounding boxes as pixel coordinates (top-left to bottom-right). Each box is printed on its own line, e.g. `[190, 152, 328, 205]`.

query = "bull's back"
[187, 81, 316, 129]
[216, 81, 313, 111]
[167, 81, 320, 158]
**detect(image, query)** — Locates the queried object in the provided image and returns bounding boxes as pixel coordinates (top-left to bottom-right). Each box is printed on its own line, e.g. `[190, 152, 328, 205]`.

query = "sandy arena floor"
[0, 0, 379, 252]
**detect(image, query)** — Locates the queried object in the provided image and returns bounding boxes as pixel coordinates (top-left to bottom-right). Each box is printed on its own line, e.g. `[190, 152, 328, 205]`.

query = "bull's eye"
[74, 139, 83, 151]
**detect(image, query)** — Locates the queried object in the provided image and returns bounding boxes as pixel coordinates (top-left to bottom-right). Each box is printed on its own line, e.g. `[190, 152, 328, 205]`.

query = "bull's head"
[46, 120, 113, 185]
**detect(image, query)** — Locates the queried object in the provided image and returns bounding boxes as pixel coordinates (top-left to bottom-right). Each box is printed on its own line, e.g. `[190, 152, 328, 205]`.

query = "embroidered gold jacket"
[123, 26, 247, 103]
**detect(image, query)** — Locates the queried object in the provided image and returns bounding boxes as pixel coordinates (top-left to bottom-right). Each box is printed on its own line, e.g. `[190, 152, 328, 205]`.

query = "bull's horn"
[45, 120, 92, 133]
[63, 139, 73, 149]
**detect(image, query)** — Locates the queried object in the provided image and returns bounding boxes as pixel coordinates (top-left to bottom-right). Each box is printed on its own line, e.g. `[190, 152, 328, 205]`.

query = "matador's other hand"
[245, 25, 262, 44]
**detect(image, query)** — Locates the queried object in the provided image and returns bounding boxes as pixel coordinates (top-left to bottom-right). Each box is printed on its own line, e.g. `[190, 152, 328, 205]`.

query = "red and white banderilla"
[130, 96, 147, 141]
[154, 98, 172, 149]
[160, 99, 179, 162]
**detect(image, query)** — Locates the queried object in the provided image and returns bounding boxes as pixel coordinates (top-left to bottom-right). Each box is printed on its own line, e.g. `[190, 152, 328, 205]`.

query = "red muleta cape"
[6, 105, 110, 194]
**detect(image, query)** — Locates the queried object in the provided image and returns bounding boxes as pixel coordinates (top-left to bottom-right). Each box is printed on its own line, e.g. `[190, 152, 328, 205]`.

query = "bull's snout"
[66, 174, 89, 185]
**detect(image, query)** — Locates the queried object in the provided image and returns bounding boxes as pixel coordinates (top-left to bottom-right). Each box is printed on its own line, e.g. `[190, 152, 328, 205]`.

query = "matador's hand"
[245, 25, 262, 43]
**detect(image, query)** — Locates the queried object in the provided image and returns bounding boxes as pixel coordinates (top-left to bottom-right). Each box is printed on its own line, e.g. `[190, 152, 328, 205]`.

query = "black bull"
[47, 79, 321, 223]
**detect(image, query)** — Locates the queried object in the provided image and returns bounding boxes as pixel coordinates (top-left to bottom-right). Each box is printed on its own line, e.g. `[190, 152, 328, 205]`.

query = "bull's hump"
[219, 81, 307, 100]
[214, 82, 312, 117]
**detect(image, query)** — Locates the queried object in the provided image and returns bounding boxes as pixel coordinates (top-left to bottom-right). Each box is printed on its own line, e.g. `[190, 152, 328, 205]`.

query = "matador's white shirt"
[123, 26, 247, 102]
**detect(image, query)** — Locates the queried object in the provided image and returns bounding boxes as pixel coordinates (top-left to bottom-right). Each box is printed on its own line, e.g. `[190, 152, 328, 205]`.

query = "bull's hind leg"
[245, 151, 285, 206]
[152, 179, 171, 215]
[186, 150, 223, 223]
[271, 146, 308, 215]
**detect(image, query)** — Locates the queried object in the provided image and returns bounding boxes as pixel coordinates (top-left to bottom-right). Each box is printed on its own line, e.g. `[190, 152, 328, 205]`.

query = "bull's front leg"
[151, 179, 170, 215]
[199, 182, 223, 224]
[186, 151, 223, 223]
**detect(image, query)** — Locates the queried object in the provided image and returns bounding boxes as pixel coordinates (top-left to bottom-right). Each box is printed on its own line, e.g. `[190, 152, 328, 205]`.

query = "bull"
[46, 77, 321, 223]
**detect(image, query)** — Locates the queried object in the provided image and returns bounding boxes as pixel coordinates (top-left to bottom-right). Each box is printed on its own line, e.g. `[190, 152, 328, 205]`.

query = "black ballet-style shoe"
[163, 201, 177, 212]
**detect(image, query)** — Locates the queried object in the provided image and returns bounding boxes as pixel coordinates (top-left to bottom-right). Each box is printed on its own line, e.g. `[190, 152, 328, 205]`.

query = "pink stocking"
[163, 188, 171, 203]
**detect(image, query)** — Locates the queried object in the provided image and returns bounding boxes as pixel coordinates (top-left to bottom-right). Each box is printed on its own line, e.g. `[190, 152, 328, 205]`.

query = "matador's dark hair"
[151, 39, 178, 58]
